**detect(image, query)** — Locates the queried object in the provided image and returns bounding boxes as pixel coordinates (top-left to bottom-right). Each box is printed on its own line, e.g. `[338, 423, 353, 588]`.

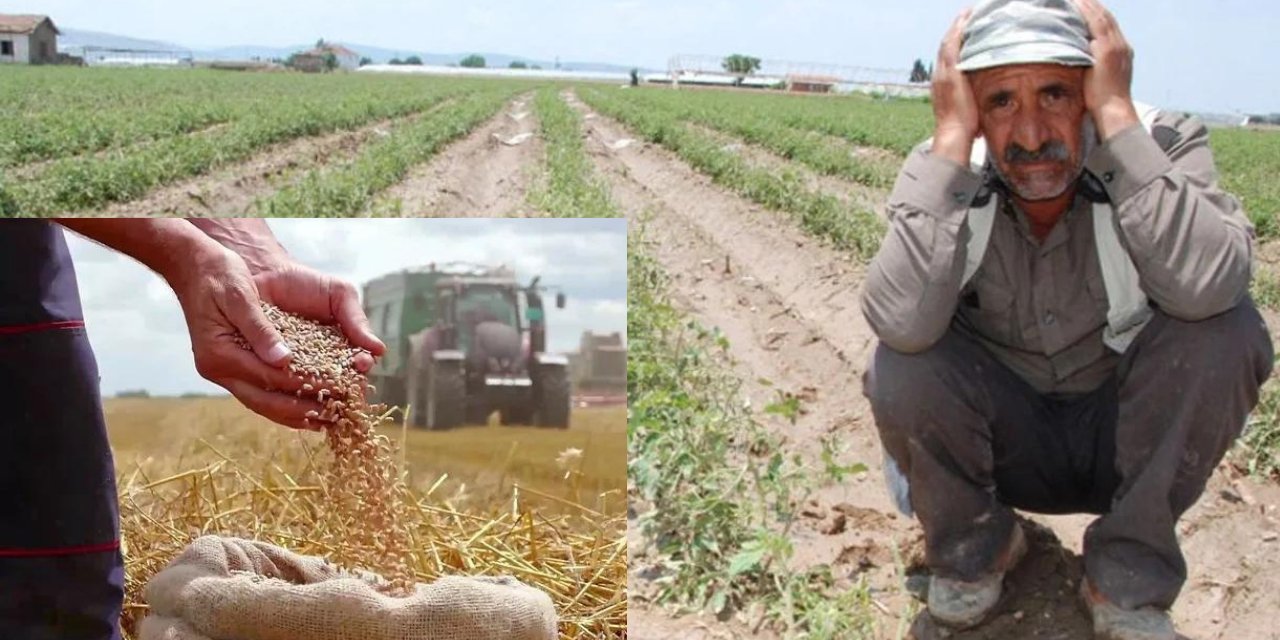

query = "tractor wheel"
[406, 364, 427, 429]
[466, 404, 492, 426]
[534, 366, 571, 429]
[372, 376, 406, 422]
[426, 361, 465, 430]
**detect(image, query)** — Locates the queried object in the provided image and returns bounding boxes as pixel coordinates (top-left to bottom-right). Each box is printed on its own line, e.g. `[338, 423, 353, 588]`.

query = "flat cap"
[957, 0, 1093, 71]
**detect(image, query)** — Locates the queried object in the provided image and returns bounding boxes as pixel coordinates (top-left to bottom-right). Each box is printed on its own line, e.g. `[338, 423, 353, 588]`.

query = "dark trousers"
[0, 327, 124, 640]
[864, 301, 1273, 610]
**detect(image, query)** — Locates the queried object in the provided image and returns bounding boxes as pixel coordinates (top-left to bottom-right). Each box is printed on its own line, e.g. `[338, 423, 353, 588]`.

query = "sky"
[21, 0, 1280, 114]
[64, 219, 627, 396]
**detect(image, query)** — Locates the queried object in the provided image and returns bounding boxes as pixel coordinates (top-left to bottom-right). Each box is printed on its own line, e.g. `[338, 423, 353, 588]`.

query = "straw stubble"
[117, 303, 626, 638]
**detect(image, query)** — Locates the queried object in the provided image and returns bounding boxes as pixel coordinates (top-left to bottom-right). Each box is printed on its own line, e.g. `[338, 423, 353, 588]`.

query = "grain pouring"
[235, 302, 416, 594]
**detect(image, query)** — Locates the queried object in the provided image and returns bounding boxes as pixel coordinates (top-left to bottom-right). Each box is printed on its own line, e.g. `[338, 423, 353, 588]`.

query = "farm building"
[72, 46, 192, 67]
[785, 74, 839, 94]
[0, 14, 59, 64]
[292, 43, 361, 72]
[320, 44, 361, 70]
[568, 331, 626, 406]
[290, 52, 328, 73]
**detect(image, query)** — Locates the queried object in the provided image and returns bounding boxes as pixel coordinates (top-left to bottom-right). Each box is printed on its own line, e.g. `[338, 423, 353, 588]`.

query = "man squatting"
[861, 0, 1273, 638]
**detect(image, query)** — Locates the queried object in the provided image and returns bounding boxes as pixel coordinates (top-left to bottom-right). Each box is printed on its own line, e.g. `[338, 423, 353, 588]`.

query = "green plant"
[262, 89, 515, 216]
[1251, 269, 1280, 311]
[526, 88, 617, 217]
[629, 219, 877, 634]
[1238, 376, 1280, 479]
[820, 436, 868, 484]
[722, 54, 762, 78]
[579, 87, 886, 260]
[5, 72, 492, 216]
[615, 84, 900, 189]
[764, 390, 804, 425]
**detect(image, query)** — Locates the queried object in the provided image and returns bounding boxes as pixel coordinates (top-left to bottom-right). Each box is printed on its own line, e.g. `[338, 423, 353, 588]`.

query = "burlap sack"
[138, 536, 557, 640]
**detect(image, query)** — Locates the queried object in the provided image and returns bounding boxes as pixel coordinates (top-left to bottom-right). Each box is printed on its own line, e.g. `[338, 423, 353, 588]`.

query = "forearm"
[54, 218, 224, 286]
[1087, 117, 1253, 319]
[187, 219, 291, 274]
[863, 149, 978, 352]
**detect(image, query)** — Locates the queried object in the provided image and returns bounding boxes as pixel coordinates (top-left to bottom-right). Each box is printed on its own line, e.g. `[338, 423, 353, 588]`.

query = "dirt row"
[368, 94, 542, 216]
[77, 94, 543, 217]
[560, 92, 1280, 639]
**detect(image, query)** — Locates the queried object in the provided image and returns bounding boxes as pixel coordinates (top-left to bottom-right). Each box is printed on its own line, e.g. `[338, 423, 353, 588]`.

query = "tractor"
[362, 262, 570, 430]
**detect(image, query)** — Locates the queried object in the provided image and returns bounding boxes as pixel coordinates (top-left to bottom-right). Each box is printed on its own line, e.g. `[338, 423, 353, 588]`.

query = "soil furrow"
[84, 112, 429, 217]
[686, 121, 887, 214]
[575, 96, 919, 637]
[371, 94, 542, 217]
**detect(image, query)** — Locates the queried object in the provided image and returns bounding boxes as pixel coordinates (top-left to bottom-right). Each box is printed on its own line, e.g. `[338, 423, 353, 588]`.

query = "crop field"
[544, 86, 1280, 638]
[104, 396, 627, 638]
[7, 66, 1280, 637]
[3, 66, 1276, 228]
[0, 68, 554, 216]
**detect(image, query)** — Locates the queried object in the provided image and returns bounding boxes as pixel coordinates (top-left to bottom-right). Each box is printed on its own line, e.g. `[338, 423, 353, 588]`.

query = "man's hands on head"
[1073, 0, 1139, 140]
[930, 8, 981, 168]
[930, 0, 1139, 162]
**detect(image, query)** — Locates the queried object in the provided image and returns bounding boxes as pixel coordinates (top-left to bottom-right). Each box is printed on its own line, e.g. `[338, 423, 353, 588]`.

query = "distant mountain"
[56, 27, 650, 73]
[204, 44, 647, 73]
[58, 27, 191, 54]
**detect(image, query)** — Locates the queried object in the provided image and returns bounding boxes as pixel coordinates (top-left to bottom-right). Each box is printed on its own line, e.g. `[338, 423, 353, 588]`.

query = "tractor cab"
[437, 280, 522, 355]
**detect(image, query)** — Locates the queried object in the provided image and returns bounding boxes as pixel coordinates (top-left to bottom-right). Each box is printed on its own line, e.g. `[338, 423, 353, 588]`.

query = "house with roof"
[0, 14, 59, 64]
[784, 73, 840, 94]
[293, 42, 361, 72]
[321, 44, 361, 71]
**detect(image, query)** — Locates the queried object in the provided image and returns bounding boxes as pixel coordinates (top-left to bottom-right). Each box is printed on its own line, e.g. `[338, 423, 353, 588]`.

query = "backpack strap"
[1090, 101, 1160, 351]
[1091, 201, 1153, 352]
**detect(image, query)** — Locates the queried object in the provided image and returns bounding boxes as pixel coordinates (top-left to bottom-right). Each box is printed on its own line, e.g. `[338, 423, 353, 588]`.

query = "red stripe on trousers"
[0, 540, 120, 558]
[0, 320, 86, 335]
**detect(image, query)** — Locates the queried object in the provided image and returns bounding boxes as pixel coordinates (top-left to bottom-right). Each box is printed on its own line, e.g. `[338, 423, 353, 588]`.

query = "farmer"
[0, 218, 384, 640]
[861, 0, 1272, 637]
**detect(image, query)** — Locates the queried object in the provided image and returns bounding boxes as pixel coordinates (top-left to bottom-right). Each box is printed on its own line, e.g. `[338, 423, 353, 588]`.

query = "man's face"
[970, 63, 1089, 201]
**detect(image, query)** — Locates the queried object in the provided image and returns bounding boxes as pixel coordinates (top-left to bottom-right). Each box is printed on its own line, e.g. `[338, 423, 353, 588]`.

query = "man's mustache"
[1004, 141, 1070, 165]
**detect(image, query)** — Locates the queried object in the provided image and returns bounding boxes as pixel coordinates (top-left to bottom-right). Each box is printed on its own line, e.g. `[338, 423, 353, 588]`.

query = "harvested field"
[105, 396, 627, 639]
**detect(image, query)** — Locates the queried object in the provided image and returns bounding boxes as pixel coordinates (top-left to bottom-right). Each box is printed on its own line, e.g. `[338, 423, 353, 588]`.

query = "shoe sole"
[928, 524, 1030, 630]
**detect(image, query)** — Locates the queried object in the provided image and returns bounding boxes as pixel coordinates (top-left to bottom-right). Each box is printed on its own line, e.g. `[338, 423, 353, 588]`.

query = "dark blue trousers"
[0, 220, 123, 640]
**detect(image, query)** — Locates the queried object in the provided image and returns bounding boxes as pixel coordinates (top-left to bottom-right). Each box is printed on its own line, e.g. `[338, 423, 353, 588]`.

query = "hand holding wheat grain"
[167, 245, 321, 431]
[250, 261, 385, 373]
[170, 246, 380, 431]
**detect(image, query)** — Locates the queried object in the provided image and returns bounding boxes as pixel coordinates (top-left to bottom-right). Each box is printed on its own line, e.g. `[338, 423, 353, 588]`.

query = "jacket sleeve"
[861, 146, 983, 353]
[1085, 112, 1254, 320]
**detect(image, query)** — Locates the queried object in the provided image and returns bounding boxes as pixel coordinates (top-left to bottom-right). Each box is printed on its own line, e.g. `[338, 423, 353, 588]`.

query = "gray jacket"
[862, 112, 1254, 394]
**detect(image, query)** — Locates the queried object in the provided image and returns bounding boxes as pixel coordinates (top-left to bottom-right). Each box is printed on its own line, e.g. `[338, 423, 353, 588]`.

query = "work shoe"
[1080, 578, 1175, 640]
[927, 523, 1027, 629]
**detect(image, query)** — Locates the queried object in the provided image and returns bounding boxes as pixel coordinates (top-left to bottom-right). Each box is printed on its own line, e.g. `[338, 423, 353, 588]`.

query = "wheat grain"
[235, 303, 416, 594]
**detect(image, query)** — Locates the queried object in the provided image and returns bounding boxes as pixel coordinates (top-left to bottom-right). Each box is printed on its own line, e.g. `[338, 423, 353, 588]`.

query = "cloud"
[64, 219, 625, 396]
